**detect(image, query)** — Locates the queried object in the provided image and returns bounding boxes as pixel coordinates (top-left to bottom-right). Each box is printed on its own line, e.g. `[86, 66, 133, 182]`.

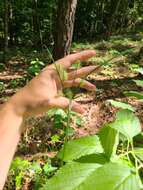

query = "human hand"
[9, 50, 96, 118]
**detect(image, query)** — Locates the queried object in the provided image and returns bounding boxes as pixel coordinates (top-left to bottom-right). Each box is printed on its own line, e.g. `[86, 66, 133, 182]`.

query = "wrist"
[3, 90, 27, 120]
[0, 100, 24, 133]
[9, 94, 26, 118]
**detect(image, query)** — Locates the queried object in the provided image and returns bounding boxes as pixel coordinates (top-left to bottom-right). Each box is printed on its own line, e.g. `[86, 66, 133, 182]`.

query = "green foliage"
[76, 117, 83, 127]
[10, 79, 19, 89]
[134, 80, 143, 88]
[51, 134, 60, 143]
[10, 157, 57, 190]
[41, 109, 143, 190]
[107, 100, 135, 111]
[44, 162, 140, 190]
[54, 63, 68, 83]
[110, 109, 141, 140]
[10, 158, 31, 189]
[9, 78, 25, 89]
[124, 91, 143, 99]
[134, 148, 143, 161]
[71, 60, 82, 70]
[0, 81, 5, 91]
[47, 108, 83, 137]
[58, 135, 103, 162]
[75, 0, 143, 39]
[47, 108, 68, 129]
[40, 162, 102, 190]
[134, 68, 143, 75]
[27, 58, 44, 77]
[99, 125, 119, 160]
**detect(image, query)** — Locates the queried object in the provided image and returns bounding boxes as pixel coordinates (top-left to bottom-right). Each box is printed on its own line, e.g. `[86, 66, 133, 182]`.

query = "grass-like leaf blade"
[124, 91, 143, 99]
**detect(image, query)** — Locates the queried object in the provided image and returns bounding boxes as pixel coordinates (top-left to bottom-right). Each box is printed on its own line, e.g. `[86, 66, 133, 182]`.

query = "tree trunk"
[53, 0, 77, 60]
[32, 0, 41, 48]
[9, 2, 14, 46]
[4, 0, 9, 54]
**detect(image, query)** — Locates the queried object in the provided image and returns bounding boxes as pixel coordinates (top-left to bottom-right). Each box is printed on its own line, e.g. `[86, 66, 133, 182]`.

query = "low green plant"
[47, 108, 82, 137]
[0, 81, 5, 91]
[27, 58, 45, 78]
[107, 99, 135, 111]
[9, 78, 26, 89]
[40, 109, 143, 190]
[9, 157, 57, 190]
[124, 79, 143, 100]
[10, 157, 31, 189]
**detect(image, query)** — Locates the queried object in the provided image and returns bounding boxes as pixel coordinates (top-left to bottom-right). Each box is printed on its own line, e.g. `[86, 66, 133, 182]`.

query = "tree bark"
[4, 0, 9, 54]
[53, 0, 77, 60]
[9, 2, 14, 46]
[32, 0, 41, 48]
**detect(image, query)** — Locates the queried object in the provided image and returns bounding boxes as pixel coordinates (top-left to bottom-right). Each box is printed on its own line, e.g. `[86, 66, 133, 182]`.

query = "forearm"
[0, 102, 23, 190]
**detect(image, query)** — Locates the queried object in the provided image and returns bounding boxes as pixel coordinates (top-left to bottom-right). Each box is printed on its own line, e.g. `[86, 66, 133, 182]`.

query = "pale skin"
[0, 50, 96, 189]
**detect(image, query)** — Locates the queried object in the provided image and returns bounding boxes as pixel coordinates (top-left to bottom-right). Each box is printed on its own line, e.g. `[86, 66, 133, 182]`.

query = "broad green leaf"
[58, 135, 103, 162]
[40, 162, 102, 190]
[99, 125, 119, 160]
[40, 162, 140, 190]
[107, 100, 135, 111]
[133, 80, 143, 87]
[76, 153, 107, 164]
[124, 91, 143, 99]
[110, 110, 141, 140]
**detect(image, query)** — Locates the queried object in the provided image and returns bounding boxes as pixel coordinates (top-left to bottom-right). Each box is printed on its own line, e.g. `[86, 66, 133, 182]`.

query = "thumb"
[48, 97, 85, 114]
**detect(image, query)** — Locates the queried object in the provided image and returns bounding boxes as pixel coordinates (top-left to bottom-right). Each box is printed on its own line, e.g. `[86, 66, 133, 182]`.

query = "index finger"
[68, 50, 96, 63]
[57, 50, 96, 69]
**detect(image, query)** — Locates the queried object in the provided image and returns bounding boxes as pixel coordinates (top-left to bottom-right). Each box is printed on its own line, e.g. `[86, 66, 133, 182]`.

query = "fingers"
[67, 50, 96, 64]
[64, 78, 96, 91]
[55, 50, 96, 69]
[68, 65, 97, 80]
[48, 97, 85, 114]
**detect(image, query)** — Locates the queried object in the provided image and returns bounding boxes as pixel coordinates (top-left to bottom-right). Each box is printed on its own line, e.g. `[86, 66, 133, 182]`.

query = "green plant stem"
[130, 140, 140, 176]
[127, 140, 132, 164]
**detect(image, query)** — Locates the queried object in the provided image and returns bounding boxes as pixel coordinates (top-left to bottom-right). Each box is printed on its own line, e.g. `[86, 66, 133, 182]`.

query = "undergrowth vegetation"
[0, 0, 143, 188]
[7, 107, 143, 190]
[2, 32, 143, 190]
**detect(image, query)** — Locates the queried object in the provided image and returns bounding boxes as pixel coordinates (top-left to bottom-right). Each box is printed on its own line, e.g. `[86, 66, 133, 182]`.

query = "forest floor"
[1, 31, 143, 189]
